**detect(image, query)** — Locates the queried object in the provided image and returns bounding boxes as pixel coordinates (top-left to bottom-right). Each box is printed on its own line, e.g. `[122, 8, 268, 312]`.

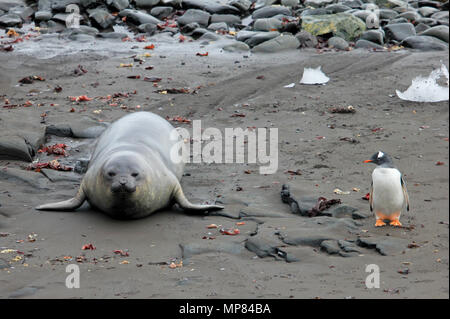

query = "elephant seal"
[36, 112, 223, 219]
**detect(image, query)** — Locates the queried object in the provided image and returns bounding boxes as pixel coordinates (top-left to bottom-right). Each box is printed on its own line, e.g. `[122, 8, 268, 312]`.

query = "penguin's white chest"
[372, 168, 405, 215]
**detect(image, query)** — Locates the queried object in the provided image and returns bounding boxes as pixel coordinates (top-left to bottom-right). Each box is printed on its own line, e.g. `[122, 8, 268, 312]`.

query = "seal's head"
[102, 152, 145, 195]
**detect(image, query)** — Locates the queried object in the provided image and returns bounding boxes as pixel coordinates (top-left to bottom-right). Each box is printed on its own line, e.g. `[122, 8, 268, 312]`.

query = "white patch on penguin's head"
[377, 151, 384, 159]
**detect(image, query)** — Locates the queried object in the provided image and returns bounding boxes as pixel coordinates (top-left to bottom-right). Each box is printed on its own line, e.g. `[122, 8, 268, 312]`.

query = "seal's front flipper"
[173, 184, 224, 212]
[35, 186, 86, 211]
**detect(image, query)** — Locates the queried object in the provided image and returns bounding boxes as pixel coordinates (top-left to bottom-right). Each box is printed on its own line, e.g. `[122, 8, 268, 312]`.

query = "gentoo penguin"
[364, 151, 410, 227]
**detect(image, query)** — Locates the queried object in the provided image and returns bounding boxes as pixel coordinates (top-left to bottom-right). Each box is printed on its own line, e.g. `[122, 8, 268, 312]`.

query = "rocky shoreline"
[1, 0, 449, 53]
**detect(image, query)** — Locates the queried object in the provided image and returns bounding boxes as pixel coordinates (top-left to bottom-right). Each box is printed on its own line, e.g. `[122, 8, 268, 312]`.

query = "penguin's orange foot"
[389, 220, 402, 227]
[375, 220, 386, 227]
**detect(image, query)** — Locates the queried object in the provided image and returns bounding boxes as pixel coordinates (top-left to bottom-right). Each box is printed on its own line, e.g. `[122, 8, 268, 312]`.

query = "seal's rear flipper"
[173, 185, 224, 212]
[35, 186, 86, 211]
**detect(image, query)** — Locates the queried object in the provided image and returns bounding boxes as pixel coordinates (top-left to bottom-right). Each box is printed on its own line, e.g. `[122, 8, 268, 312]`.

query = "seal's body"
[364, 151, 409, 227]
[36, 112, 223, 219]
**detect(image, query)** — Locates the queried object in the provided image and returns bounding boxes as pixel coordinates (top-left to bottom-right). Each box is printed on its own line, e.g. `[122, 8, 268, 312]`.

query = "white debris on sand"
[299, 66, 330, 85]
[396, 63, 449, 102]
[284, 82, 295, 88]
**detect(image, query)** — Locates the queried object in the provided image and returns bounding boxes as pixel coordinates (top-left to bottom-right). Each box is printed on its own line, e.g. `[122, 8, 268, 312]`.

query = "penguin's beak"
[363, 160, 373, 163]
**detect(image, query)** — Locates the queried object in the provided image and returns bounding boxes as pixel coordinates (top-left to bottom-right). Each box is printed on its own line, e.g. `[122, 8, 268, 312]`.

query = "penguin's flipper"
[401, 175, 410, 211]
[369, 182, 373, 212]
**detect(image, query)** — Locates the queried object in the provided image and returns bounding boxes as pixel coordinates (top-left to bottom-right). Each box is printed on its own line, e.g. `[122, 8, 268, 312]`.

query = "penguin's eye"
[108, 172, 116, 177]
[131, 173, 139, 177]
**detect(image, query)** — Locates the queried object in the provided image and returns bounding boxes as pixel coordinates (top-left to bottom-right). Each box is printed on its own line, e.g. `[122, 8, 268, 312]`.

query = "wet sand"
[0, 45, 448, 298]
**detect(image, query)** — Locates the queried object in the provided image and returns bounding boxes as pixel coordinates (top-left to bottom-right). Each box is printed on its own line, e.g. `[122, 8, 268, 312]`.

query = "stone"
[119, 9, 161, 25]
[328, 36, 349, 50]
[401, 35, 449, 50]
[253, 17, 283, 31]
[338, 240, 360, 253]
[431, 11, 449, 22]
[228, 0, 251, 12]
[222, 41, 250, 51]
[40, 169, 82, 183]
[355, 39, 385, 49]
[320, 240, 341, 254]
[352, 10, 372, 23]
[89, 8, 115, 29]
[301, 8, 333, 16]
[204, 4, 241, 15]
[295, 30, 318, 48]
[180, 22, 200, 34]
[244, 31, 280, 47]
[208, 22, 228, 31]
[45, 20, 66, 33]
[35, 11, 53, 21]
[181, 0, 208, 10]
[387, 17, 409, 24]
[254, 0, 278, 10]
[302, 13, 366, 41]
[177, 9, 210, 27]
[370, 0, 407, 8]
[252, 6, 292, 19]
[135, 0, 160, 8]
[356, 237, 409, 256]
[51, 0, 81, 11]
[150, 6, 173, 19]
[0, 167, 51, 190]
[339, 0, 363, 9]
[251, 33, 300, 52]
[378, 8, 398, 20]
[80, 0, 98, 8]
[0, 13, 22, 27]
[236, 30, 259, 42]
[74, 159, 90, 174]
[74, 25, 100, 35]
[160, 0, 181, 6]
[419, 25, 449, 43]
[415, 23, 431, 33]
[396, 11, 421, 22]
[97, 32, 128, 39]
[418, 6, 439, 18]
[245, 237, 277, 258]
[45, 117, 107, 138]
[415, 17, 439, 26]
[109, 0, 130, 11]
[38, 0, 52, 11]
[197, 29, 219, 41]
[68, 33, 95, 41]
[360, 29, 385, 45]
[281, 0, 299, 7]
[325, 4, 352, 13]
[304, 0, 335, 7]
[384, 23, 416, 41]
[0, 0, 26, 12]
[210, 14, 241, 26]
[8, 5, 33, 20]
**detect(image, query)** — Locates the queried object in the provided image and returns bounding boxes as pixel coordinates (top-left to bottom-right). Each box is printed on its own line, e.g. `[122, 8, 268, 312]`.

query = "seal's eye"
[108, 172, 116, 177]
[131, 173, 139, 178]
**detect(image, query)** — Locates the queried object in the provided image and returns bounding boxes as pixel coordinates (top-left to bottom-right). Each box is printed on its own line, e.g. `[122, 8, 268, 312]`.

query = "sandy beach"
[0, 0, 449, 300]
